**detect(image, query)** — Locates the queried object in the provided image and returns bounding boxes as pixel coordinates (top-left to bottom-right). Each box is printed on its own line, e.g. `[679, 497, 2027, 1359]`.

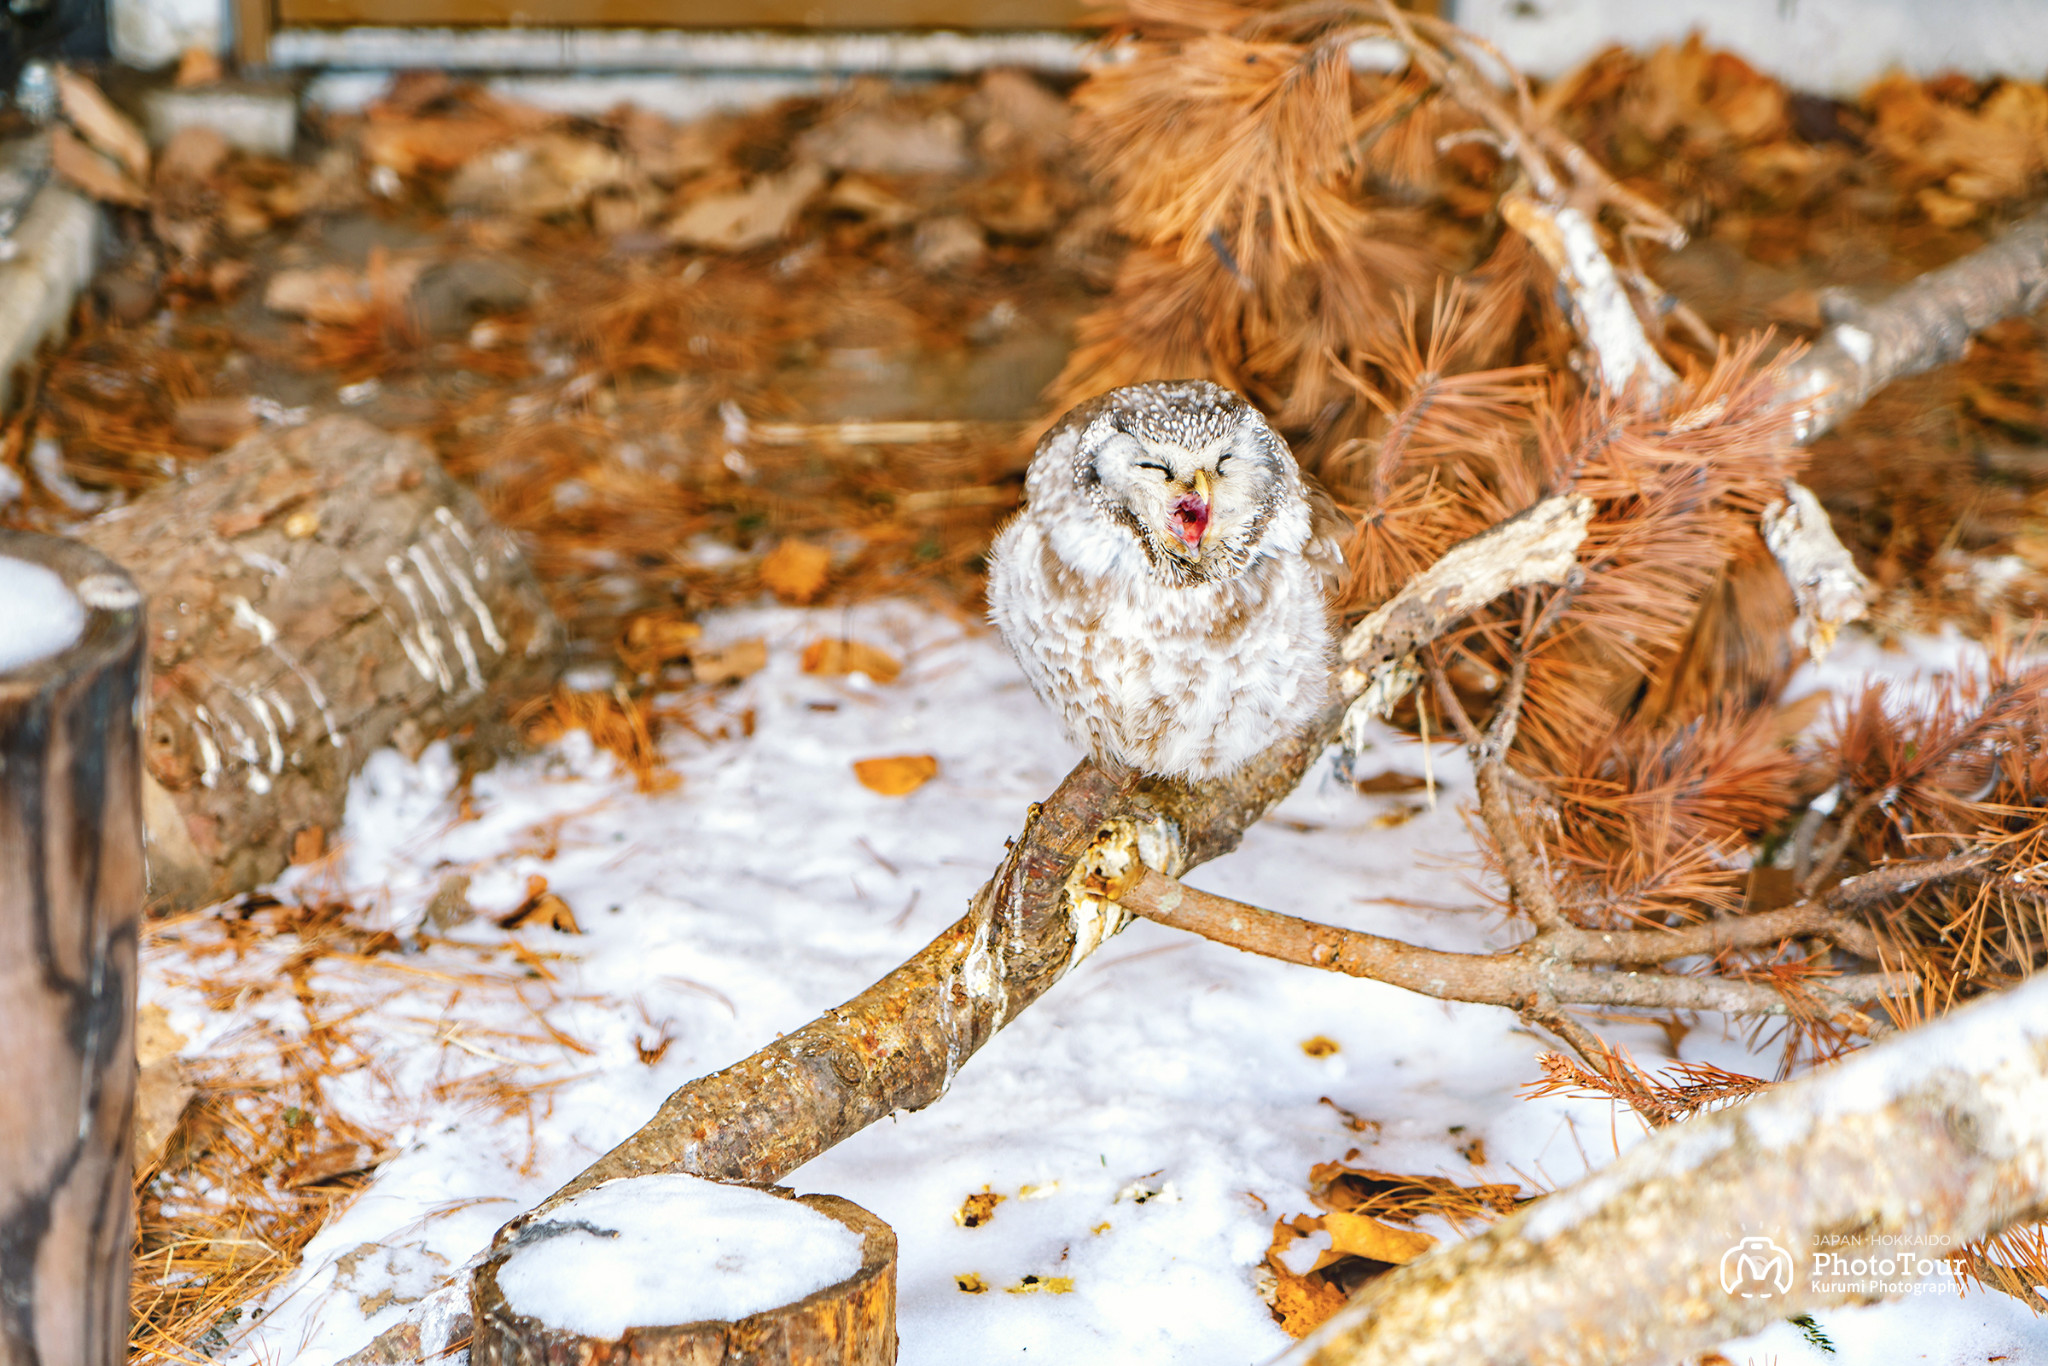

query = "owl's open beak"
[1168, 469, 1212, 551]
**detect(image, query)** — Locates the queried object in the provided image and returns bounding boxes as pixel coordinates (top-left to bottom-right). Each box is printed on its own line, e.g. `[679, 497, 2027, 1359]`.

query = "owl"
[986, 381, 1346, 781]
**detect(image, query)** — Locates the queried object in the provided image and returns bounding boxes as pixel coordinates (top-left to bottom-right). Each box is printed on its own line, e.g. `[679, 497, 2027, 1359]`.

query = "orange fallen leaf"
[854, 754, 938, 796]
[801, 637, 902, 683]
[759, 539, 833, 603]
[1262, 1218, 1348, 1338]
[954, 1189, 1005, 1228]
[691, 637, 767, 685]
[56, 65, 150, 180]
[1301, 1035, 1340, 1057]
[618, 611, 703, 674]
[497, 874, 583, 933]
[51, 126, 147, 207]
[1316, 1210, 1437, 1268]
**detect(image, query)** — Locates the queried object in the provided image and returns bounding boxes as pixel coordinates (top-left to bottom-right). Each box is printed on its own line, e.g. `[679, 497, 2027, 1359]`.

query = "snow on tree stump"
[471, 1175, 898, 1366]
[0, 531, 147, 1366]
[76, 415, 562, 909]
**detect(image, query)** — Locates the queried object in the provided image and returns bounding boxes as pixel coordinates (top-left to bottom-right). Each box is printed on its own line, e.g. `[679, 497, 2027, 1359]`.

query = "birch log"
[77, 415, 561, 909]
[1278, 975, 2048, 1366]
[0, 531, 146, 1366]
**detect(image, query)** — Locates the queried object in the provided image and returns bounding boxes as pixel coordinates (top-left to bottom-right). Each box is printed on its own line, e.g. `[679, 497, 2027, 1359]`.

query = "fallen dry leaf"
[51, 126, 147, 207]
[955, 1189, 1005, 1228]
[955, 1273, 989, 1294]
[1004, 1274, 1074, 1295]
[445, 133, 634, 218]
[1261, 1218, 1349, 1338]
[56, 66, 149, 180]
[1352, 769, 1428, 794]
[1301, 1035, 1341, 1057]
[155, 125, 231, 187]
[759, 538, 833, 603]
[854, 754, 939, 796]
[801, 637, 902, 683]
[264, 259, 427, 325]
[360, 116, 515, 177]
[691, 637, 768, 685]
[618, 611, 703, 674]
[133, 1054, 195, 1171]
[1317, 1210, 1437, 1267]
[497, 873, 583, 933]
[666, 162, 825, 250]
[281, 1143, 380, 1189]
[289, 824, 327, 866]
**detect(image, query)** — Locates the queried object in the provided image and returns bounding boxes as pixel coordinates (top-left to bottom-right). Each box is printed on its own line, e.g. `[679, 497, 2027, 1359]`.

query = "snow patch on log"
[0, 554, 84, 672]
[495, 1175, 865, 1338]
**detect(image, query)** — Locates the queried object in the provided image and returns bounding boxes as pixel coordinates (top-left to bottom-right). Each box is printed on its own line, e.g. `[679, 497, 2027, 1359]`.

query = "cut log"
[0, 530, 147, 1366]
[471, 1178, 897, 1366]
[76, 415, 562, 909]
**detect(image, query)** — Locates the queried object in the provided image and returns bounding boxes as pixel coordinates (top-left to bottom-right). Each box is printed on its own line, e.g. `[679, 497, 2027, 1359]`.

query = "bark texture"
[77, 415, 561, 909]
[472, 1188, 896, 1366]
[1277, 976, 2048, 1366]
[1781, 204, 2048, 442]
[0, 531, 147, 1366]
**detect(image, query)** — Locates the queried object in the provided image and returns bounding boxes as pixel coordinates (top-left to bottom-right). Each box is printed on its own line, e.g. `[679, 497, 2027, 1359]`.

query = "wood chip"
[853, 754, 938, 796]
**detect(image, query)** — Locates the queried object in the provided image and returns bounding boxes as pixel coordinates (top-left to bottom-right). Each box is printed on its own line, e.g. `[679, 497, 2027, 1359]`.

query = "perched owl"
[987, 381, 1346, 780]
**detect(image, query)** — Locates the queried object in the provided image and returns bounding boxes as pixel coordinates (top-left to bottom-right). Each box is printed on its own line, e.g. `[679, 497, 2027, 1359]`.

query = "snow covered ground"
[140, 600, 2048, 1366]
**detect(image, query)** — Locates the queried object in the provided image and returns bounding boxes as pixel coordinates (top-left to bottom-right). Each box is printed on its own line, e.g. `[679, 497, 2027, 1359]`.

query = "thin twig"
[1118, 869, 1914, 1019]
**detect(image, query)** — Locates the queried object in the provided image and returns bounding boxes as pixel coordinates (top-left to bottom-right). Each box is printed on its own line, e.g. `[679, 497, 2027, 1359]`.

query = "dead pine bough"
[334, 13, 2048, 1364]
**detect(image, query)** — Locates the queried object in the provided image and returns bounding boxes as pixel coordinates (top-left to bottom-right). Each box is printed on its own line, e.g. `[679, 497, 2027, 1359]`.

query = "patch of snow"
[0, 555, 84, 673]
[497, 1175, 863, 1337]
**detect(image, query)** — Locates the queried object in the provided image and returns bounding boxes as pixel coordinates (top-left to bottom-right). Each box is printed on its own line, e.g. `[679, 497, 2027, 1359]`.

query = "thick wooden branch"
[1118, 869, 1911, 1020]
[1276, 975, 2048, 1366]
[1781, 204, 2048, 443]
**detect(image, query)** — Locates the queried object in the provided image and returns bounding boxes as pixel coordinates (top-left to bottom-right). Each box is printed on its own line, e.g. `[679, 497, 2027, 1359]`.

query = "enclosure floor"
[138, 603, 2048, 1366]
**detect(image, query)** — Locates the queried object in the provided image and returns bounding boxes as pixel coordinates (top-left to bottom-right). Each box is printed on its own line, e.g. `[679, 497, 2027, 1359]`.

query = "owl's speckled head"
[1067, 381, 1299, 587]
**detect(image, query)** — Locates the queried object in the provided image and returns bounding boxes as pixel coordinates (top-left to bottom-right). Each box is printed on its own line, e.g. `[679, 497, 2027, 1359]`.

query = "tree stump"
[0, 531, 147, 1366]
[471, 1178, 898, 1366]
[76, 415, 562, 908]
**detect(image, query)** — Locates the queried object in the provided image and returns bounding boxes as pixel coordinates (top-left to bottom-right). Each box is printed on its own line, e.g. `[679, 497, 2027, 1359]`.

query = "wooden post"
[0, 531, 147, 1366]
[472, 1186, 899, 1366]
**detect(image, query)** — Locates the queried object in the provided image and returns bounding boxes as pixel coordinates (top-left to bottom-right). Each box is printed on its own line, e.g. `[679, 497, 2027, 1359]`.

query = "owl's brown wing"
[1302, 473, 1352, 605]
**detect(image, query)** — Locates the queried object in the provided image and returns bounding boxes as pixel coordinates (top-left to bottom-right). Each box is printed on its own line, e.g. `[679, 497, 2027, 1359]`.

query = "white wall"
[1454, 0, 2048, 95]
[109, 0, 224, 69]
